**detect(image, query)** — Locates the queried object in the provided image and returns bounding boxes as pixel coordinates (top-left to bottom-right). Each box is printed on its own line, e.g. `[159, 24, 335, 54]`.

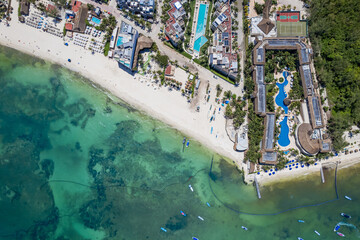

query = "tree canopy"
[309, 0, 360, 150]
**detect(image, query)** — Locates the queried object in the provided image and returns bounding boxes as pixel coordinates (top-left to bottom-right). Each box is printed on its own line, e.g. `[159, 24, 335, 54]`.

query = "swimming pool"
[117, 36, 124, 47]
[276, 71, 290, 147]
[278, 116, 290, 147]
[193, 4, 209, 52]
[91, 16, 101, 25]
[194, 36, 208, 52]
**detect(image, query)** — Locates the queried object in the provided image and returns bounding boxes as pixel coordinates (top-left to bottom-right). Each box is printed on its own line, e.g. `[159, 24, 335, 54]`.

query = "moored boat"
[241, 226, 248, 231]
[345, 195, 352, 200]
[298, 220, 305, 223]
[341, 213, 351, 219]
[198, 216, 204, 221]
[180, 210, 186, 216]
[334, 224, 340, 232]
[160, 227, 167, 232]
[186, 140, 190, 147]
[297, 238, 303, 240]
[189, 184, 193, 192]
[315, 230, 320, 236]
[337, 232, 345, 237]
[192, 237, 199, 240]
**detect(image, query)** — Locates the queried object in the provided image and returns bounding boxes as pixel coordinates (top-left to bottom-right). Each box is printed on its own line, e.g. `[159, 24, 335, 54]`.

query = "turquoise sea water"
[0, 45, 360, 239]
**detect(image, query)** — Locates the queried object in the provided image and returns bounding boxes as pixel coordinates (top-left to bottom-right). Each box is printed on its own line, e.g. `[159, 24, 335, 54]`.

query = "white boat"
[241, 226, 248, 231]
[345, 195, 352, 200]
[189, 184, 193, 192]
[198, 216, 204, 221]
[315, 230, 320, 236]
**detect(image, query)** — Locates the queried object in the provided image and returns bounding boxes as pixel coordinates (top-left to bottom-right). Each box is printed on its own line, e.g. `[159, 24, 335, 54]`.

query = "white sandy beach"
[254, 152, 360, 185]
[0, 1, 244, 164]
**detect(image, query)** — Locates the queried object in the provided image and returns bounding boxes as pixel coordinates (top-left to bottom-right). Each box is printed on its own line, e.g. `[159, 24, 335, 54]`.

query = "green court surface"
[277, 21, 307, 37]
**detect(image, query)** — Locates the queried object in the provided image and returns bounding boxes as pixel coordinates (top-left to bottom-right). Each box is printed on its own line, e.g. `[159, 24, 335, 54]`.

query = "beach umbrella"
[68, 59, 71, 62]
[257, 172, 260, 175]
[289, 168, 292, 170]
[269, 173, 271, 176]
[296, 166, 298, 168]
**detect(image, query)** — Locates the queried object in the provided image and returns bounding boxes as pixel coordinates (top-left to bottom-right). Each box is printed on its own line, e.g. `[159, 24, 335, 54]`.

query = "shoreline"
[0, 3, 244, 165]
[255, 153, 360, 186]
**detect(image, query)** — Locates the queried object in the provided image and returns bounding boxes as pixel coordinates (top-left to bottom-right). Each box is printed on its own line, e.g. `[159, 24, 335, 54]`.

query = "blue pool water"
[276, 71, 290, 147]
[193, 4, 209, 52]
[91, 16, 101, 25]
[117, 36, 124, 47]
[278, 116, 290, 147]
[194, 36, 208, 52]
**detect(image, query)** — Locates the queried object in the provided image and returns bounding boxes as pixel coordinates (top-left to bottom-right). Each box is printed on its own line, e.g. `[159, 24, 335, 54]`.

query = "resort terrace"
[252, 37, 331, 160]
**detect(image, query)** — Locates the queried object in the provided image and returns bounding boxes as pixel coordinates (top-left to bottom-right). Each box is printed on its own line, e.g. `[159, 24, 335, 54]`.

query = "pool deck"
[190, 1, 209, 57]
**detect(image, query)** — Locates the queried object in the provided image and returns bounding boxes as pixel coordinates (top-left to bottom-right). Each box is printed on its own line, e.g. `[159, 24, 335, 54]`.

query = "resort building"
[208, 0, 238, 80]
[113, 21, 139, 71]
[116, 0, 155, 19]
[251, 37, 331, 159]
[260, 113, 277, 164]
[164, 0, 186, 47]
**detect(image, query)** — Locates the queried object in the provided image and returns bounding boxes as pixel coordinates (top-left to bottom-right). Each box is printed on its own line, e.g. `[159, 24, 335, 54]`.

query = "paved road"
[83, 0, 242, 94]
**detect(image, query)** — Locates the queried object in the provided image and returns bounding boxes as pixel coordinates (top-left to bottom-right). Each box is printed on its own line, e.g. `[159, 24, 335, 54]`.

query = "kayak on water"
[180, 210, 186, 216]
[337, 232, 345, 237]
[298, 220, 305, 223]
[161, 227, 167, 232]
[334, 224, 340, 232]
[189, 184, 193, 192]
[242, 226, 248, 231]
[315, 230, 320, 236]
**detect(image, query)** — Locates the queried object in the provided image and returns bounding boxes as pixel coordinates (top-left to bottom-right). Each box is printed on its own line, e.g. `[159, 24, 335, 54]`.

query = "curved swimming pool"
[275, 71, 290, 147]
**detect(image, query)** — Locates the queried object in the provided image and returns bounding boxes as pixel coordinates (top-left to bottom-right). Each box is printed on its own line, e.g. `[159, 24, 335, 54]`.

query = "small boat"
[297, 238, 303, 240]
[183, 137, 186, 144]
[341, 213, 351, 219]
[337, 232, 345, 237]
[186, 140, 190, 147]
[180, 210, 186, 216]
[298, 220, 305, 223]
[334, 224, 340, 232]
[206, 202, 211, 207]
[345, 196, 352, 200]
[192, 237, 199, 240]
[315, 230, 320, 236]
[160, 227, 167, 232]
[189, 184, 193, 192]
[241, 226, 248, 231]
[198, 216, 204, 221]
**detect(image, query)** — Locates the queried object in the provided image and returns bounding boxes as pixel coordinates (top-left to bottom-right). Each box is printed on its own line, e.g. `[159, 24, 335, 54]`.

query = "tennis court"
[277, 21, 307, 37]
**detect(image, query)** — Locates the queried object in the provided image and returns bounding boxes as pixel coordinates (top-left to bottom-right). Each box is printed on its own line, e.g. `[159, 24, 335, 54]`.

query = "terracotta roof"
[165, 65, 173, 75]
[46, 4, 56, 12]
[71, 0, 82, 13]
[65, 23, 73, 30]
[297, 123, 320, 155]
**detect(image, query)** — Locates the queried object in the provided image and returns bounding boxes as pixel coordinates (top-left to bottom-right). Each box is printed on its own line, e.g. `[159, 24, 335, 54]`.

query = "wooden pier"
[254, 176, 262, 199]
[320, 164, 325, 183]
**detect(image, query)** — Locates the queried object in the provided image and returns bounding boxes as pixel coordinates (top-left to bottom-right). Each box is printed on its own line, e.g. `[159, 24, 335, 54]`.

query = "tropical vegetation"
[308, 0, 360, 151]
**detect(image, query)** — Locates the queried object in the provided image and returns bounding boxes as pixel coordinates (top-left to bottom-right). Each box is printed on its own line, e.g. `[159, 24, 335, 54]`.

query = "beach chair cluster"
[73, 33, 89, 48]
[25, 13, 62, 37]
[89, 38, 105, 54]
